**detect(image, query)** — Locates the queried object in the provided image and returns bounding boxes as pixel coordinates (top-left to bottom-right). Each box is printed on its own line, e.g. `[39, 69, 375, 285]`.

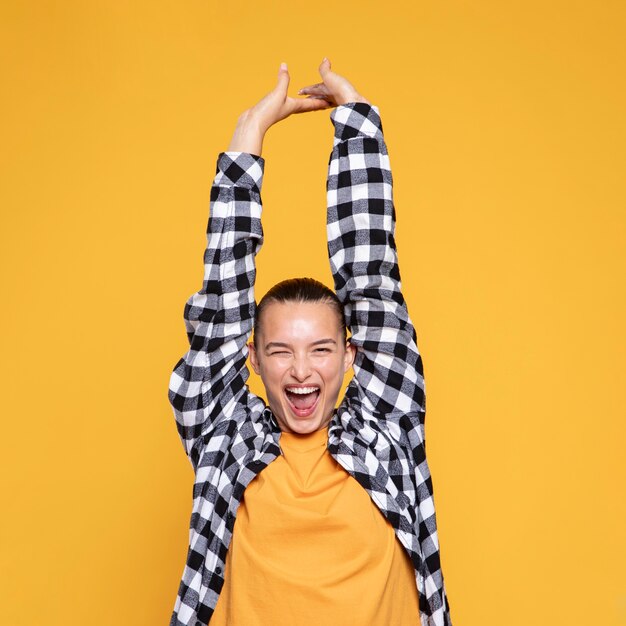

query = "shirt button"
[216, 566, 223, 575]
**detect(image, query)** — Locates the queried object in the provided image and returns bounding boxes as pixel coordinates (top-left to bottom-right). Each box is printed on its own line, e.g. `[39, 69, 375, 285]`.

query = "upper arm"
[168, 151, 265, 462]
[326, 104, 425, 418]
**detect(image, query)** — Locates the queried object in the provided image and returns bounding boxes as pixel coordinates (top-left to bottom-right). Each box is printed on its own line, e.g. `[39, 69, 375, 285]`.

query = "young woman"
[168, 58, 453, 626]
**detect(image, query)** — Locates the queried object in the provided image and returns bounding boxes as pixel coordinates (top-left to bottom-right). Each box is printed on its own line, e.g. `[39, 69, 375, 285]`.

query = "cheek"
[322, 358, 346, 384]
[261, 362, 288, 387]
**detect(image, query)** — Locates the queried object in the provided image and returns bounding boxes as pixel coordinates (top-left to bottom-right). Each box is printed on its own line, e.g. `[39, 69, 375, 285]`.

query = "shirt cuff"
[329, 102, 384, 148]
[213, 151, 265, 194]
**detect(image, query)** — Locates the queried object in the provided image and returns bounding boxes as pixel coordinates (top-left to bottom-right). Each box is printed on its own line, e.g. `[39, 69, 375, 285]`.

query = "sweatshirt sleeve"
[168, 151, 265, 464]
[326, 102, 426, 420]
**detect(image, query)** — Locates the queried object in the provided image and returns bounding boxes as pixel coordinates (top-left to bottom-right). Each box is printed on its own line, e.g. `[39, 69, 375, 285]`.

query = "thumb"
[276, 61, 290, 91]
[319, 57, 332, 78]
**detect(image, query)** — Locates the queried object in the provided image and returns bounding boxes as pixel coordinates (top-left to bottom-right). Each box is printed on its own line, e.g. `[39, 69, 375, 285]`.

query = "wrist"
[337, 93, 370, 106]
[227, 111, 267, 155]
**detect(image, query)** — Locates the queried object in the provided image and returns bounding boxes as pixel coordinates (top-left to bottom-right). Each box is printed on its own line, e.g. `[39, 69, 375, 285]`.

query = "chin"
[286, 420, 324, 434]
[278, 409, 331, 434]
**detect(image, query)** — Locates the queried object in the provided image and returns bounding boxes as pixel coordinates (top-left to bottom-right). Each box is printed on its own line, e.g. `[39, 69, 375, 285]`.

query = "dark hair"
[253, 277, 346, 348]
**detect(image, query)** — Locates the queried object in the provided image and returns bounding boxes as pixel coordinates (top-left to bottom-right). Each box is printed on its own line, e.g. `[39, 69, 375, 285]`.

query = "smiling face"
[248, 300, 355, 434]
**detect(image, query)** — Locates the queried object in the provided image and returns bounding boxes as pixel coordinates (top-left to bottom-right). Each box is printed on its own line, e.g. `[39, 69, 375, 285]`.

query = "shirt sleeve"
[326, 102, 426, 418]
[168, 151, 265, 462]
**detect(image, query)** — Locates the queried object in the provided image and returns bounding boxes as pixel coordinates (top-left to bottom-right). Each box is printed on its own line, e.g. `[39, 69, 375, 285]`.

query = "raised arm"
[168, 63, 334, 464]
[326, 102, 426, 419]
[168, 147, 265, 462]
[299, 59, 425, 419]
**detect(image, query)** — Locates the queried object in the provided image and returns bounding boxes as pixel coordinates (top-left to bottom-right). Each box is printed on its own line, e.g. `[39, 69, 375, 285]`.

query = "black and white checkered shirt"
[168, 102, 453, 626]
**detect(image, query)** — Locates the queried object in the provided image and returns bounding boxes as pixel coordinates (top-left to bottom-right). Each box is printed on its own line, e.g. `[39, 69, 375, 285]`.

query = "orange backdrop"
[1, 1, 625, 625]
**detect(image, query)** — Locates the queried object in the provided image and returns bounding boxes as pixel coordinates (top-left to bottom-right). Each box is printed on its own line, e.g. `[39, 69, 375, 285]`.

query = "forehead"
[258, 301, 342, 341]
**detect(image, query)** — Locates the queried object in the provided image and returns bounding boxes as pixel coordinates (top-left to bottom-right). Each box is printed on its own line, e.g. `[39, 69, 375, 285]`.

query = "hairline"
[253, 296, 346, 349]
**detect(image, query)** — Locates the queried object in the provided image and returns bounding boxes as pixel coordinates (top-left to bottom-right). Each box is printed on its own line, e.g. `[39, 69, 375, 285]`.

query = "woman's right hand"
[297, 58, 371, 107]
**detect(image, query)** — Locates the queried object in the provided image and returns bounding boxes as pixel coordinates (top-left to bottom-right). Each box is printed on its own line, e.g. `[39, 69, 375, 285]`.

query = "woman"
[168, 58, 452, 626]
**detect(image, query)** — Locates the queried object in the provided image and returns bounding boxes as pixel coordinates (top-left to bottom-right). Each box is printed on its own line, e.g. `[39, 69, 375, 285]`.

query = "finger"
[299, 82, 324, 91]
[298, 84, 330, 96]
[297, 101, 332, 113]
[292, 96, 332, 113]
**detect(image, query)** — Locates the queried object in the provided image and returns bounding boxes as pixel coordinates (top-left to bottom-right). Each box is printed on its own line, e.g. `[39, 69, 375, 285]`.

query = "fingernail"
[322, 57, 328, 63]
[280, 62, 288, 71]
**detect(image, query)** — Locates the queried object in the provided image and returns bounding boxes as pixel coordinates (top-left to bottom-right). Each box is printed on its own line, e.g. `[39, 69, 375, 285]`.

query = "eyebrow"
[264, 338, 338, 350]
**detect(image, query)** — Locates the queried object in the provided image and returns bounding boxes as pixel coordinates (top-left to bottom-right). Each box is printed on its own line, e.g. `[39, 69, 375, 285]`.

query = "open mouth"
[284, 385, 321, 418]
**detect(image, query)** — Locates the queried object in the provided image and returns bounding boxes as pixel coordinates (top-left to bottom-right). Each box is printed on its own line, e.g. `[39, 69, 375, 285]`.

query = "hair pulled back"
[253, 277, 346, 349]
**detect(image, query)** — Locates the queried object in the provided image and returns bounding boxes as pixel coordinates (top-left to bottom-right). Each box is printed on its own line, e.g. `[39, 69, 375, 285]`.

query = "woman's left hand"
[245, 62, 332, 133]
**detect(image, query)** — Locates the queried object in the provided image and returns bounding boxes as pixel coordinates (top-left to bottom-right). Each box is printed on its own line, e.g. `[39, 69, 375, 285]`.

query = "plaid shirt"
[168, 102, 453, 626]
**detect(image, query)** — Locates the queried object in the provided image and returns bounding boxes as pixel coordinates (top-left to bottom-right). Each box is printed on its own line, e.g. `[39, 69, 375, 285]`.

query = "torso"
[210, 424, 421, 625]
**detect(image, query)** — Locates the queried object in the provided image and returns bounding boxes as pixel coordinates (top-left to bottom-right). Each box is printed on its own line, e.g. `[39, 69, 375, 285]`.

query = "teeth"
[286, 386, 319, 395]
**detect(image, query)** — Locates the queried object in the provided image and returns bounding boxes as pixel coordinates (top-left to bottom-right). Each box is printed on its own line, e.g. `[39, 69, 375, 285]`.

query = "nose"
[290, 354, 312, 381]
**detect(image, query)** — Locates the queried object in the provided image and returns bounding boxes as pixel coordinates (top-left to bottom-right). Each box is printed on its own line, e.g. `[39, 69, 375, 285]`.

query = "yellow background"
[1, 1, 624, 625]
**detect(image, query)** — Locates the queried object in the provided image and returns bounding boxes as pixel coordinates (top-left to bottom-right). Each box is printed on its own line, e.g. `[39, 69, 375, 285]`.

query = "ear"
[343, 340, 356, 372]
[248, 341, 261, 375]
